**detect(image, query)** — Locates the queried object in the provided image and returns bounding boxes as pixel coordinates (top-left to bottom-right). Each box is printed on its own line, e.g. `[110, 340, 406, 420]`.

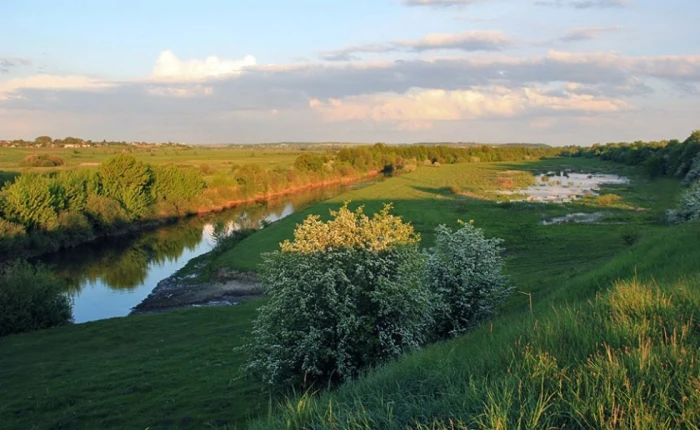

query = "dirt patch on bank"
[131, 269, 263, 315]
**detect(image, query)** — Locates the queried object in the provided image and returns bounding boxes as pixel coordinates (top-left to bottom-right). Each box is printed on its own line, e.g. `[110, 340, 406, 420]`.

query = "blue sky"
[1, 0, 699, 144]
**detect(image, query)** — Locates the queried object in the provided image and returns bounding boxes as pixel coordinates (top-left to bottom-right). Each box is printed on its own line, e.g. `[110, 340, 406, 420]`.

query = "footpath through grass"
[0, 158, 688, 429]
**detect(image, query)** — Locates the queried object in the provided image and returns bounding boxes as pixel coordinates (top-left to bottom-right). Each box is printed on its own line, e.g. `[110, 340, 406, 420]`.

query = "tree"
[245, 203, 434, 386]
[34, 135, 52, 146]
[425, 221, 510, 338]
[98, 155, 154, 219]
[1, 172, 61, 230]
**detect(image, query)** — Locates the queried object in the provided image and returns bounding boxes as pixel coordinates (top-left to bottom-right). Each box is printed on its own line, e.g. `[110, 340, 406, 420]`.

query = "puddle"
[541, 212, 605, 225]
[497, 171, 629, 203]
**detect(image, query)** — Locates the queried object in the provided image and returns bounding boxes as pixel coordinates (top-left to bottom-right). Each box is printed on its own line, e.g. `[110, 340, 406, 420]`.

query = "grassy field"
[0, 157, 691, 429]
[0, 146, 304, 187]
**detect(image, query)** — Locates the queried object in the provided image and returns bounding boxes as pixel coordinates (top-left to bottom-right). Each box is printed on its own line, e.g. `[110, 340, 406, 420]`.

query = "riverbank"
[131, 266, 263, 315]
[2, 171, 380, 263]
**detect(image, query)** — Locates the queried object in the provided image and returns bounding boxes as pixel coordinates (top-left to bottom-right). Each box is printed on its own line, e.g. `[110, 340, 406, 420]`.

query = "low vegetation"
[0, 261, 72, 337]
[18, 154, 65, 167]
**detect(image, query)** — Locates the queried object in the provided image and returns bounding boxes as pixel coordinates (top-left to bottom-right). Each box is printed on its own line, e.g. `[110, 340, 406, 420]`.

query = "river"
[38, 181, 376, 323]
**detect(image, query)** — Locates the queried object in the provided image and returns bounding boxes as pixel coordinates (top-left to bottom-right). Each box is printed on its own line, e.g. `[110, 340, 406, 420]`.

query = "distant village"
[0, 136, 190, 149]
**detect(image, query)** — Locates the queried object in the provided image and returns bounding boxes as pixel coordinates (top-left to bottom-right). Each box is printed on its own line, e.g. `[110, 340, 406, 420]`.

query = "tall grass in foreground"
[250, 216, 700, 429]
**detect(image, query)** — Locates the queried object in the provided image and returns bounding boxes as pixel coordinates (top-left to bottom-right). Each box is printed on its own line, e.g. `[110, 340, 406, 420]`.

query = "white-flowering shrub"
[245, 203, 434, 386]
[667, 181, 700, 224]
[682, 154, 700, 186]
[425, 221, 511, 338]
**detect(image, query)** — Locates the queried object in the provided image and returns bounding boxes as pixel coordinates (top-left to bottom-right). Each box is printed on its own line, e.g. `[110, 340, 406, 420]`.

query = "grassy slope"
[0, 305, 266, 430]
[0, 158, 689, 429]
[248, 164, 700, 429]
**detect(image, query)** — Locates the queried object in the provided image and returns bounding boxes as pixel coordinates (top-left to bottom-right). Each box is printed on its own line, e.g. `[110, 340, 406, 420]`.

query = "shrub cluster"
[0, 261, 72, 337]
[666, 181, 700, 224]
[18, 154, 65, 167]
[245, 203, 510, 386]
[0, 155, 205, 257]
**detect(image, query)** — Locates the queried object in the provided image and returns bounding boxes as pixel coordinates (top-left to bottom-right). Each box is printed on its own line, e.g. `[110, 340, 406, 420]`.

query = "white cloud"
[320, 31, 511, 60]
[309, 85, 630, 129]
[151, 50, 257, 81]
[0, 75, 112, 100]
[557, 26, 622, 42]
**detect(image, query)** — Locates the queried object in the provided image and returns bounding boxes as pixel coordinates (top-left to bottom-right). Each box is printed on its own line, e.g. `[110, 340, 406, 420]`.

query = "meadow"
[1, 155, 694, 429]
[0, 146, 303, 174]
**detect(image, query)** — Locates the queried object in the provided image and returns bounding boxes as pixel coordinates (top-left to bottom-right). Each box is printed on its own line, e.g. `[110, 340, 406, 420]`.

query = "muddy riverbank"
[131, 266, 264, 315]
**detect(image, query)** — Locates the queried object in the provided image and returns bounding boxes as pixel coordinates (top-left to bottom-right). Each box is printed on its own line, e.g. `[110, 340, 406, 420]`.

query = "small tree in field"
[425, 221, 510, 338]
[245, 203, 434, 386]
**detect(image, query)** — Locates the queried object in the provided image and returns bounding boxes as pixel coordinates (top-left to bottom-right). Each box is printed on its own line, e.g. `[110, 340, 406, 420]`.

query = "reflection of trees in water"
[43, 182, 366, 294]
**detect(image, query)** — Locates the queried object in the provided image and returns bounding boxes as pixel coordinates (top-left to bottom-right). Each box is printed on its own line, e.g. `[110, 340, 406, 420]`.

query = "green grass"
[0, 146, 304, 179]
[0, 305, 266, 430]
[0, 157, 691, 429]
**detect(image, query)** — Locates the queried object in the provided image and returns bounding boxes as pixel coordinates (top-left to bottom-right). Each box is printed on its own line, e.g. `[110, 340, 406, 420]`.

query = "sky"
[1, 0, 699, 145]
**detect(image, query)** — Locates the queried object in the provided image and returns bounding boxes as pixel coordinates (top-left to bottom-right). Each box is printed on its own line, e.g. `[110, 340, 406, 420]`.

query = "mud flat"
[131, 268, 263, 315]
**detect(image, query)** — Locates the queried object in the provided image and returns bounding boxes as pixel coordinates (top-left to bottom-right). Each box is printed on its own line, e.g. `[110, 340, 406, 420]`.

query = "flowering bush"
[667, 181, 700, 224]
[245, 203, 434, 386]
[681, 154, 700, 186]
[245, 204, 511, 386]
[425, 221, 511, 338]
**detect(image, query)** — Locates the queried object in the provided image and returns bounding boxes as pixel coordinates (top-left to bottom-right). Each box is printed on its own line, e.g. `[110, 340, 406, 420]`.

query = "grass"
[0, 157, 691, 429]
[0, 304, 266, 430]
[0, 146, 304, 186]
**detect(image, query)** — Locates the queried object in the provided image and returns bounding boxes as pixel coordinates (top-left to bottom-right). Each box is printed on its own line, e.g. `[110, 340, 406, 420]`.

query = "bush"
[681, 154, 700, 185]
[425, 221, 510, 338]
[99, 155, 154, 219]
[1, 172, 61, 230]
[0, 261, 72, 337]
[245, 203, 434, 386]
[18, 154, 65, 167]
[666, 181, 700, 224]
[84, 195, 130, 230]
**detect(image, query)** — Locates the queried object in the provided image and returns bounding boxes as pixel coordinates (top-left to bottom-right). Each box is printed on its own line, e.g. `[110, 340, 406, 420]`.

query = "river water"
[38, 182, 373, 323]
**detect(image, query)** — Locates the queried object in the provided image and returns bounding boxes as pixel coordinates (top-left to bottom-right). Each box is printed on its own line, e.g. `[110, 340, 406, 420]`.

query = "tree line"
[560, 130, 700, 181]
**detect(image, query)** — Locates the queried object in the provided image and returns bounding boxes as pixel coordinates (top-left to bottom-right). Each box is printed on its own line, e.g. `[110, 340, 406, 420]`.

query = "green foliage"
[425, 222, 510, 338]
[152, 164, 205, 207]
[666, 181, 700, 224]
[99, 155, 154, 219]
[84, 195, 130, 230]
[18, 154, 64, 167]
[1, 172, 60, 229]
[0, 261, 72, 337]
[245, 204, 433, 386]
[294, 153, 329, 173]
[577, 130, 700, 181]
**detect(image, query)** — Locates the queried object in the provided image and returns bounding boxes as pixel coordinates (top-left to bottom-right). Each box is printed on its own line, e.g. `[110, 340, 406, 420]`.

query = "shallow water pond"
[498, 171, 629, 203]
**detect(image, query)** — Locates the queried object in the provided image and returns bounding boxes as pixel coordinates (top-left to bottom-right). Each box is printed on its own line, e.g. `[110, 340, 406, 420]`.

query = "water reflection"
[38, 184, 366, 323]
